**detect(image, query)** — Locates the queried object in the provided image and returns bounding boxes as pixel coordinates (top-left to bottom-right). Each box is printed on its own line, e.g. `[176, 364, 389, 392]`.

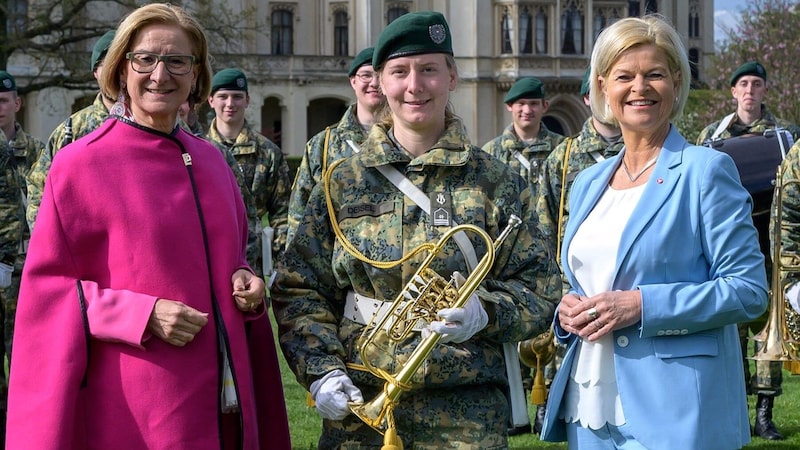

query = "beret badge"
[429, 24, 446, 45]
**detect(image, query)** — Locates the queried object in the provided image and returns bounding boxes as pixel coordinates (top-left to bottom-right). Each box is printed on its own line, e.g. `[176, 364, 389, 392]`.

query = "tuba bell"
[749, 166, 800, 362]
[348, 216, 521, 450]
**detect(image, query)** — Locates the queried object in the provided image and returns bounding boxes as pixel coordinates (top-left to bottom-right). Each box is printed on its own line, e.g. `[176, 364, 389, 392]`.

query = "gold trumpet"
[749, 166, 800, 361]
[349, 215, 521, 450]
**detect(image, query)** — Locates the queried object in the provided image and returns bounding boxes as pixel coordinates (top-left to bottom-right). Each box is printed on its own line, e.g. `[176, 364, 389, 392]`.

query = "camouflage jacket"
[26, 93, 109, 229]
[272, 119, 561, 390]
[1, 124, 44, 263]
[774, 141, 800, 289]
[481, 123, 565, 193]
[536, 117, 623, 280]
[696, 105, 800, 145]
[286, 104, 368, 247]
[207, 119, 291, 274]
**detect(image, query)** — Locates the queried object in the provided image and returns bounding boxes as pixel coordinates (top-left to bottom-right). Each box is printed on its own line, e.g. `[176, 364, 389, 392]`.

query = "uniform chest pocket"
[336, 196, 404, 263]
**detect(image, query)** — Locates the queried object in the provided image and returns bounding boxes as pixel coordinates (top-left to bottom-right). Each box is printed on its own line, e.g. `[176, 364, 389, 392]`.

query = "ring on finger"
[587, 307, 598, 320]
[594, 320, 601, 330]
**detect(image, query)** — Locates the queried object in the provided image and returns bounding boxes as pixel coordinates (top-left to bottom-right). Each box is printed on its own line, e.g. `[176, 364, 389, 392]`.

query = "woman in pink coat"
[6, 4, 290, 449]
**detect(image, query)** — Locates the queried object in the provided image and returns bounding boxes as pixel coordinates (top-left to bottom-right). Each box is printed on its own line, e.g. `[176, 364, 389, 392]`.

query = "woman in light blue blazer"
[540, 15, 768, 450]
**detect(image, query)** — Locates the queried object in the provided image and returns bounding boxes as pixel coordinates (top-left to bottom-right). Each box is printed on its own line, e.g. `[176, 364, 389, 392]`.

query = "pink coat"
[6, 118, 290, 449]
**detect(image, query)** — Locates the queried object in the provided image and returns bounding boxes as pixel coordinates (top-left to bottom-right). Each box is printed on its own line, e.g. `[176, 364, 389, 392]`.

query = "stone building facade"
[17, 0, 714, 157]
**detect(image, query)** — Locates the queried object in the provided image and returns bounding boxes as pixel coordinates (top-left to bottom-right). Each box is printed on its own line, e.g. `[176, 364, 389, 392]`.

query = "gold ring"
[587, 307, 598, 320]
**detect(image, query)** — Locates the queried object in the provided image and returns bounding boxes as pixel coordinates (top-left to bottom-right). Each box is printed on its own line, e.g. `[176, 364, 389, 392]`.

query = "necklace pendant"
[621, 156, 658, 183]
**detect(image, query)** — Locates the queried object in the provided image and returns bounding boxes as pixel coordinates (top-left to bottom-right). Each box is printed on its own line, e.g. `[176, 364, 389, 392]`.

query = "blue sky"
[714, 0, 749, 44]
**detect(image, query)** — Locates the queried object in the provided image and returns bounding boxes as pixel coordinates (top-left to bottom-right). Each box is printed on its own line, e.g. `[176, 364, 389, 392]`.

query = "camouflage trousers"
[318, 384, 508, 449]
[739, 315, 782, 397]
[0, 258, 21, 422]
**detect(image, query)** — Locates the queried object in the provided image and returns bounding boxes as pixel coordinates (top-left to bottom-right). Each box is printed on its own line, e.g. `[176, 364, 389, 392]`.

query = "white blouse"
[561, 183, 645, 429]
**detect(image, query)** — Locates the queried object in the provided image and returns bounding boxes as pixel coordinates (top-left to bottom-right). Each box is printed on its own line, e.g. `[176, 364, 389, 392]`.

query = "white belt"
[344, 291, 426, 332]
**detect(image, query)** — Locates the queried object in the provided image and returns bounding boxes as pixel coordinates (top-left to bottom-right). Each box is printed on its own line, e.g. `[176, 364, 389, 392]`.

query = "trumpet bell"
[349, 393, 389, 433]
[518, 330, 555, 368]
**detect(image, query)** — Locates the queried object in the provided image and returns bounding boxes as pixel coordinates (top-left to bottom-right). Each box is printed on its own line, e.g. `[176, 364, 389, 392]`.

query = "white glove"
[787, 282, 800, 315]
[423, 271, 488, 344]
[308, 369, 364, 420]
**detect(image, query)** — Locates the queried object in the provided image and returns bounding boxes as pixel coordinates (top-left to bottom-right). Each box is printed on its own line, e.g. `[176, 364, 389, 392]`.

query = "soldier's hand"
[147, 299, 209, 347]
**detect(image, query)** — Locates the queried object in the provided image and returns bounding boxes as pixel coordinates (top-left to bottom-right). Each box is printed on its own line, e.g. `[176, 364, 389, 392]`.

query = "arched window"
[561, 1, 584, 55]
[334, 10, 348, 56]
[519, 6, 533, 54]
[271, 9, 293, 55]
[536, 7, 548, 54]
[501, 7, 513, 54]
[593, 11, 606, 41]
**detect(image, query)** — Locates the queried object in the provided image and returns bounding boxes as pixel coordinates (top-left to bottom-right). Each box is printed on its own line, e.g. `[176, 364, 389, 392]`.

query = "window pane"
[334, 11, 348, 56]
[536, 9, 547, 54]
[520, 8, 533, 54]
[272, 10, 294, 55]
[502, 9, 513, 54]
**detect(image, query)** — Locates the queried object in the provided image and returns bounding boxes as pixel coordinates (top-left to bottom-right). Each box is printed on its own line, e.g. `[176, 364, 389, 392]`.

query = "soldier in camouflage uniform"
[483, 77, 565, 435]
[179, 100, 205, 136]
[25, 30, 117, 229]
[0, 71, 45, 434]
[482, 76, 565, 196]
[528, 66, 623, 433]
[698, 61, 800, 441]
[272, 12, 560, 449]
[206, 68, 291, 277]
[286, 46, 384, 248]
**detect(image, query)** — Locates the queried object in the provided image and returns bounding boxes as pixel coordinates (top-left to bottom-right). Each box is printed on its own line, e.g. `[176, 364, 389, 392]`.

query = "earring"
[109, 89, 132, 120]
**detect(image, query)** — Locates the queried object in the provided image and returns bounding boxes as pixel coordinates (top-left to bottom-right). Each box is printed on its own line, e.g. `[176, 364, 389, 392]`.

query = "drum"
[704, 129, 793, 216]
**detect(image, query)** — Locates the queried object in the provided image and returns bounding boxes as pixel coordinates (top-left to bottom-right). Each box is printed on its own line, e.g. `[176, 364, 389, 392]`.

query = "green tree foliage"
[703, 0, 800, 127]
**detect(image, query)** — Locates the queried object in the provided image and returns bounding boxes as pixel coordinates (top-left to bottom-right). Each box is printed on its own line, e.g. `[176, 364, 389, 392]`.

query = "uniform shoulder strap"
[710, 113, 736, 141]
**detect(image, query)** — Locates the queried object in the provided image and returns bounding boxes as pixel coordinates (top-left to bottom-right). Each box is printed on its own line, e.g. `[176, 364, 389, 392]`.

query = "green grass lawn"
[270, 310, 800, 449]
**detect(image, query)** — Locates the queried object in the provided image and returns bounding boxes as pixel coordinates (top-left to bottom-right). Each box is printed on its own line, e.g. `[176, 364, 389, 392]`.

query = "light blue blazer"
[540, 126, 769, 450]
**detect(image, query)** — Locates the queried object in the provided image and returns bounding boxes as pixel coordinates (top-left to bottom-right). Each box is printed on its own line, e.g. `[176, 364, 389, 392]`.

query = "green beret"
[373, 11, 453, 69]
[211, 68, 248, 94]
[504, 77, 545, 104]
[91, 30, 116, 71]
[349, 47, 375, 77]
[0, 71, 16, 92]
[730, 61, 767, 86]
[580, 66, 591, 97]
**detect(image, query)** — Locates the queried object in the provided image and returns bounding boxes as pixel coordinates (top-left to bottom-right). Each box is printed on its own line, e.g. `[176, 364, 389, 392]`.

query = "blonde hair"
[100, 3, 212, 106]
[589, 15, 691, 126]
[375, 53, 460, 129]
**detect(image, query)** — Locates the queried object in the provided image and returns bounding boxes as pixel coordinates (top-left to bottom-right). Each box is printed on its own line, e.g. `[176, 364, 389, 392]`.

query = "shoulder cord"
[556, 138, 574, 263]
[321, 126, 332, 175]
[323, 157, 433, 269]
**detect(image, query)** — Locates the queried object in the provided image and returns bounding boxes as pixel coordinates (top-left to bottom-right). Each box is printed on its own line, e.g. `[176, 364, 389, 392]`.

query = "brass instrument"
[349, 215, 522, 450]
[518, 328, 556, 405]
[749, 166, 800, 361]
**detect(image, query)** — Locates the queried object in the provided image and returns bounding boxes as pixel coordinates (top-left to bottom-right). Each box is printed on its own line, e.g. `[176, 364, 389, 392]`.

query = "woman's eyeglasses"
[126, 52, 196, 75]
